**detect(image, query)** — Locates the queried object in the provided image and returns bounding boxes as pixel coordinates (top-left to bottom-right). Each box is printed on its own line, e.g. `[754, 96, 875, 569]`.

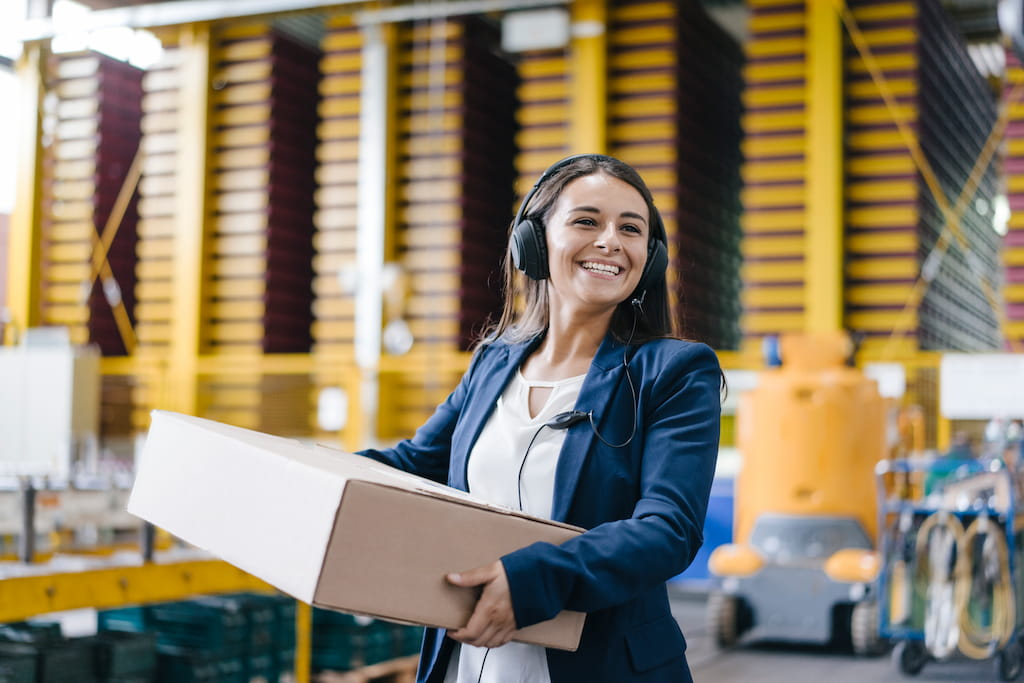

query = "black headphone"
[509, 154, 669, 301]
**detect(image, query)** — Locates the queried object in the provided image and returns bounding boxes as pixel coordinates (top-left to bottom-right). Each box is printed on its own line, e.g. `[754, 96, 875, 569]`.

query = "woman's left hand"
[446, 560, 517, 648]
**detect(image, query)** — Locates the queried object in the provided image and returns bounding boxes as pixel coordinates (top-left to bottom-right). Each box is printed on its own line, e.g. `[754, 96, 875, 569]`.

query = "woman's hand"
[446, 560, 517, 648]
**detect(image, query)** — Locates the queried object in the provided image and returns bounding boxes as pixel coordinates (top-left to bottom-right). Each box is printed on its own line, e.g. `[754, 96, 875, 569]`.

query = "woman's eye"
[574, 217, 597, 226]
[621, 223, 641, 234]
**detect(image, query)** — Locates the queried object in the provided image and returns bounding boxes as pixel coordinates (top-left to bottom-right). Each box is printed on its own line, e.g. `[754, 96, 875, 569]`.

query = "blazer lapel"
[551, 333, 628, 522]
[449, 338, 540, 491]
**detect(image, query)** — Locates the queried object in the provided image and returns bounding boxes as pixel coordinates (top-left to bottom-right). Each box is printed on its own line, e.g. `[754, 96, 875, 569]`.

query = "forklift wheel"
[997, 640, 1024, 681]
[893, 640, 928, 676]
[851, 600, 885, 657]
[707, 591, 742, 649]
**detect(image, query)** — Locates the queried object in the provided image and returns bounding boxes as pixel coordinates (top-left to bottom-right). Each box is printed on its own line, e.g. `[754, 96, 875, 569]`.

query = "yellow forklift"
[707, 332, 888, 654]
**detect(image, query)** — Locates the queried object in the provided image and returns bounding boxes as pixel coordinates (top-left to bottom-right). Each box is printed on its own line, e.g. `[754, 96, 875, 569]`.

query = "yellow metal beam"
[295, 601, 313, 683]
[806, 2, 843, 333]
[0, 559, 269, 623]
[570, 0, 607, 154]
[5, 42, 48, 344]
[169, 23, 213, 414]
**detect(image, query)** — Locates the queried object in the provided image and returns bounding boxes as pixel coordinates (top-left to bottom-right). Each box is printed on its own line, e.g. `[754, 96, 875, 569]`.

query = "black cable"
[475, 647, 491, 683]
[517, 296, 645, 507]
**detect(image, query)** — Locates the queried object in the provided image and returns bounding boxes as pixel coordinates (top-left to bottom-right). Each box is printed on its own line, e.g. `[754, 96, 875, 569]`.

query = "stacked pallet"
[672, 1, 744, 349]
[740, 0, 810, 354]
[843, 0, 920, 355]
[199, 23, 319, 431]
[313, 15, 361, 359]
[376, 18, 516, 439]
[607, 0, 682, 326]
[916, 0, 1000, 350]
[39, 52, 142, 440]
[513, 33, 570, 197]
[134, 47, 182, 429]
[845, 0, 999, 353]
[1004, 50, 1024, 348]
[40, 51, 142, 355]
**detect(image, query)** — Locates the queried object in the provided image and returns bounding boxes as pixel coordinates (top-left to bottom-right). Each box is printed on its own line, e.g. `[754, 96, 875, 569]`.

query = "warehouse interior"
[2, 0, 1024, 680]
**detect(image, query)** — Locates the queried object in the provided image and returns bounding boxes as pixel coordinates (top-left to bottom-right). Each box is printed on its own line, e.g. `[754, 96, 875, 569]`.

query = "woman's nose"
[595, 224, 621, 251]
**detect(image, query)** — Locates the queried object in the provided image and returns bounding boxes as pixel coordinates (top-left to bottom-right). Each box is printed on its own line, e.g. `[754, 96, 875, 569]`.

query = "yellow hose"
[954, 514, 1016, 660]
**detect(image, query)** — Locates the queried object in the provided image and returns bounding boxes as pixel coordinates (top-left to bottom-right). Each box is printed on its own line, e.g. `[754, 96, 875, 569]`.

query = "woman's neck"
[523, 307, 612, 380]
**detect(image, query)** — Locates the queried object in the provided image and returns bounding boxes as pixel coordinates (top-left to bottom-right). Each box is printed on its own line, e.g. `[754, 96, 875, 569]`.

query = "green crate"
[148, 601, 247, 651]
[0, 642, 36, 683]
[156, 646, 245, 683]
[0, 622, 63, 646]
[93, 630, 157, 678]
[36, 638, 97, 683]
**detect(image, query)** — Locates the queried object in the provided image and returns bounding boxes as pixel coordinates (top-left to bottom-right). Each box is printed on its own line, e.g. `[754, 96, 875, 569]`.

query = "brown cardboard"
[128, 410, 585, 651]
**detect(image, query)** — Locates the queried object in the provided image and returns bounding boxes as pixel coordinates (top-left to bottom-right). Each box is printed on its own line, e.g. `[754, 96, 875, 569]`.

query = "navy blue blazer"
[360, 332, 721, 682]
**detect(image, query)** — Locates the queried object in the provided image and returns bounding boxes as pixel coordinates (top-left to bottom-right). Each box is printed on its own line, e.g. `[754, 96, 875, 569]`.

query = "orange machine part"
[734, 332, 887, 547]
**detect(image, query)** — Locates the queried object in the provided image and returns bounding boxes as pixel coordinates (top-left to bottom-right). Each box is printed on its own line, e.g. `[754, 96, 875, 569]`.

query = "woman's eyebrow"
[568, 206, 648, 224]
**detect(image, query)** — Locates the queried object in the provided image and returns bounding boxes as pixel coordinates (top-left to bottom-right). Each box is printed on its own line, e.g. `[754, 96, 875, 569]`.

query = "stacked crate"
[739, 0, 809, 354]
[514, 32, 570, 198]
[98, 593, 295, 683]
[311, 608, 422, 674]
[606, 0, 743, 347]
[607, 0, 682, 328]
[843, 0, 920, 355]
[199, 23, 319, 432]
[673, 2, 744, 349]
[1005, 50, 1024, 348]
[40, 51, 142, 356]
[134, 47, 182, 429]
[845, 0, 1000, 353]
[38, 52, 143, 441]
[916, 0, 1000, 350]
[313, 15, 361, 360]
[376, 17, 516, 438]
[607, 0, 742, 348]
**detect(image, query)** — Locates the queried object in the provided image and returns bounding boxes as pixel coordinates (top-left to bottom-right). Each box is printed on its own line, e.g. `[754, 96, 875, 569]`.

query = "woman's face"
[544, 172, 650, 314]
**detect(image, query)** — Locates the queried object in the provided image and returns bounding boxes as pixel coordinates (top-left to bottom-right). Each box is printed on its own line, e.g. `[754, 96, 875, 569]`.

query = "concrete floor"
[669, 587, 1011, 683]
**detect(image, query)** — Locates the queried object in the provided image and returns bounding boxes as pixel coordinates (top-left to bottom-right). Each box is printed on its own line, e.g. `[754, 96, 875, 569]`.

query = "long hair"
[479, 155, 677, 348]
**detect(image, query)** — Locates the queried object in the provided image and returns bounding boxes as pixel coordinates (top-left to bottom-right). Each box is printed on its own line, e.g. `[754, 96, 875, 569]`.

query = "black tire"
[851, 600, 885, 657]
[893, 639, 928, 676]
[997, 641, 1024, 681]
[707, 591, 742, 649]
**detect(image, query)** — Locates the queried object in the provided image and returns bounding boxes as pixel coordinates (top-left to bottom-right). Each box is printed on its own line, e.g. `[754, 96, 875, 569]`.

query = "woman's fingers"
[447, 560, 516, 647]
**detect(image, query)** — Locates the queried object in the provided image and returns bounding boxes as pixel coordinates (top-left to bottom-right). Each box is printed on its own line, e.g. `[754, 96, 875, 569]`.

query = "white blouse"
[444, 369, 586, 683]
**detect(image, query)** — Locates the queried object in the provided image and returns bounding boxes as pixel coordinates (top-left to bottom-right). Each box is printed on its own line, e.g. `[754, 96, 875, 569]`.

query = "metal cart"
[875, 457, 1024, 680]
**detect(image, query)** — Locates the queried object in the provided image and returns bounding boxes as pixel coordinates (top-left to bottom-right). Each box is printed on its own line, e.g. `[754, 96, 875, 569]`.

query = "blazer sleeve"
[500, 342, 721, 626]
[357, 347, 486, 484]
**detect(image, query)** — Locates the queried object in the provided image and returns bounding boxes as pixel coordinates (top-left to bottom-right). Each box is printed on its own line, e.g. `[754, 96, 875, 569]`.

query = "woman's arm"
[358, 347, 486, 483]
[500, 342, 722, 627]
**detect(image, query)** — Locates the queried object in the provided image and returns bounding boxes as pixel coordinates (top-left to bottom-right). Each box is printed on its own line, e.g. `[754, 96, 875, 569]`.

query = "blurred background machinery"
[707, 331, 888, 655]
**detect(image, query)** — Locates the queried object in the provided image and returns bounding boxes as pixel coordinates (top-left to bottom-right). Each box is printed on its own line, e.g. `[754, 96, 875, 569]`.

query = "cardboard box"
[127, 411, 585, 651]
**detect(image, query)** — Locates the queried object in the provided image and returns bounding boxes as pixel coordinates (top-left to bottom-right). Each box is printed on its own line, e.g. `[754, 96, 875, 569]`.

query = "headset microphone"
[545, 410, 590, 430]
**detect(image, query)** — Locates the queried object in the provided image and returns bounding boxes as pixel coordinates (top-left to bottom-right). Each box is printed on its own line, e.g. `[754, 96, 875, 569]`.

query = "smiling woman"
[357, 155, 723, 683]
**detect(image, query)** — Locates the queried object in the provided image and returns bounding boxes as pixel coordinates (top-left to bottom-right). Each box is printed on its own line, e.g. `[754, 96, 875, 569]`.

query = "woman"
[360, 154, 722, 682]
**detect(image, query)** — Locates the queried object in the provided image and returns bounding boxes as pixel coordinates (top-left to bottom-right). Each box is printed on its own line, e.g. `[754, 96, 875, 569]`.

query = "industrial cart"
[875, 457, 1024, 680]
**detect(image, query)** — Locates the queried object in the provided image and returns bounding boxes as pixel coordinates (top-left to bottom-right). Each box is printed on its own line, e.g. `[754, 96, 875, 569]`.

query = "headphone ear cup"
[636, 238, 668, 295]
[510, 217, 549, 280]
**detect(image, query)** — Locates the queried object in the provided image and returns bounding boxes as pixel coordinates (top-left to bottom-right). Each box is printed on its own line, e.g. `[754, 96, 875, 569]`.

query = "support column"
[169, 23, 212, 415]
[6, 42, 47, 344]
[806, 1, 844, 333]
[569, 0, 607, 154]
[355, 22, 395, 446]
